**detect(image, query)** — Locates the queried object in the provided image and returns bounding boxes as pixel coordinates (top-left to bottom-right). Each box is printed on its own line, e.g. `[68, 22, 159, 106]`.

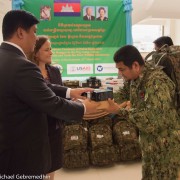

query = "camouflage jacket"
[128, 65, 180, 162]
[113, 80, 131, 119]
[113, 80, 130, 104]
[126, 64, 180, 161]
[128, 64, 180, 132]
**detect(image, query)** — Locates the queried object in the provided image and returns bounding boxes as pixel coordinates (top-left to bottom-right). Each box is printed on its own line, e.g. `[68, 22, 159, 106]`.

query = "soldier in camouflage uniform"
[107, 45, 180, 180]
[113, 80, 130, 104]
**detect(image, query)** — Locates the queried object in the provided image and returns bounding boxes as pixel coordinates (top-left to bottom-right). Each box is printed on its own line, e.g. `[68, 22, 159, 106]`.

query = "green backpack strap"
[155, 53, 167, 67]
[144, 51, 156, 62]
[145, 44, 170, 66]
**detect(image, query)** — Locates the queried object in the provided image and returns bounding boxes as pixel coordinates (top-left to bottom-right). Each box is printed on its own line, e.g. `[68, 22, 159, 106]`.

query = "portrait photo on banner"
[83, 6, 95, 21]
[96, 6, 108, 21]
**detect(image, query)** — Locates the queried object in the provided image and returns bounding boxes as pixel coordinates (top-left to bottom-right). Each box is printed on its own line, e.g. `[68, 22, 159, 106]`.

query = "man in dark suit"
[83, 7, 95, 21]
[0, 10, 98, 178]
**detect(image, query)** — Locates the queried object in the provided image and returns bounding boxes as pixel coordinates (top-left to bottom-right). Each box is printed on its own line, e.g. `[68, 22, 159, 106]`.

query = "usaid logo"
[70, 66, 91, 72]
[76, 66, 91, 71]
[97, 65, 103, 72]
[67, 64, 93, 74]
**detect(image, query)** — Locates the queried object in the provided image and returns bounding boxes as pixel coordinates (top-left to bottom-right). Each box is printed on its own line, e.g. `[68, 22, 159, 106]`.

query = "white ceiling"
[132, 0, 180, 24]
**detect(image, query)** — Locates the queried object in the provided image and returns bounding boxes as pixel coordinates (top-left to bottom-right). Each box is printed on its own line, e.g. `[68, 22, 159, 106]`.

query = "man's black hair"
[114, 45, 144, 68]
[2, 10, 39, 41]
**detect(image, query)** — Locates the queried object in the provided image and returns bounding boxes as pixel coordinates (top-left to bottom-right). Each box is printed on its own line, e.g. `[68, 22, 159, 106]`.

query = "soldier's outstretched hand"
[105, 98, 127, 114]
[125, 100, 131, 110]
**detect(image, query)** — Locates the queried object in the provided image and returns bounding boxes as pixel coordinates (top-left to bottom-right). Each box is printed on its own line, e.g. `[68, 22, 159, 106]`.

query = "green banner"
[22, 0, 126, 78]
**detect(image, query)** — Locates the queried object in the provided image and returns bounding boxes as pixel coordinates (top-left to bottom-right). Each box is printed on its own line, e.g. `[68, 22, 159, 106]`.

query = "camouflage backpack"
[113, 120, 139, 145]
[88, 116, 117, 166]
[145, 45, 180, 110]
[89, 123, 113, 150]
[63, 123, 88, 151]
[90, 145, 118, 166]
[112, 115, 141, 162]
[63, 123, 89, 169]
[117, 141, 142, 161]
[63, 149, 89, 169]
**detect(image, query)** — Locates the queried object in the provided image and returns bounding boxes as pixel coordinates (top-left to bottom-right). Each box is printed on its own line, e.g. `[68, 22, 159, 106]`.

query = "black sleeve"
[47, 83, 68, 98]
[14, 61, 84, 121]
[47, 65, 63, 85]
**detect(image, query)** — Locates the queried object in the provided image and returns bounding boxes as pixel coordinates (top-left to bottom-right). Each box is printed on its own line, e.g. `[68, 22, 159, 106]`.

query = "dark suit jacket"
[46, 64, 67, 98]
[0, 43, 84, 175]
[83, 15, 95, 20]
[45, 64, 64, 172]
[46, 64, 63, 85]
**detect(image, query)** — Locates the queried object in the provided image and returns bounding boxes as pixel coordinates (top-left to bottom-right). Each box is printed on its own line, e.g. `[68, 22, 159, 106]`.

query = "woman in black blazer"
[31, 35, 64, 180]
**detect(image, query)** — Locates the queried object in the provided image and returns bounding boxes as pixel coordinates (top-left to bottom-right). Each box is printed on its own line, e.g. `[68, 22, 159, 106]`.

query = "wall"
[132, 0, 180, 44]
[0, 1, 11, 43]
[136, 18, 180, 45]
